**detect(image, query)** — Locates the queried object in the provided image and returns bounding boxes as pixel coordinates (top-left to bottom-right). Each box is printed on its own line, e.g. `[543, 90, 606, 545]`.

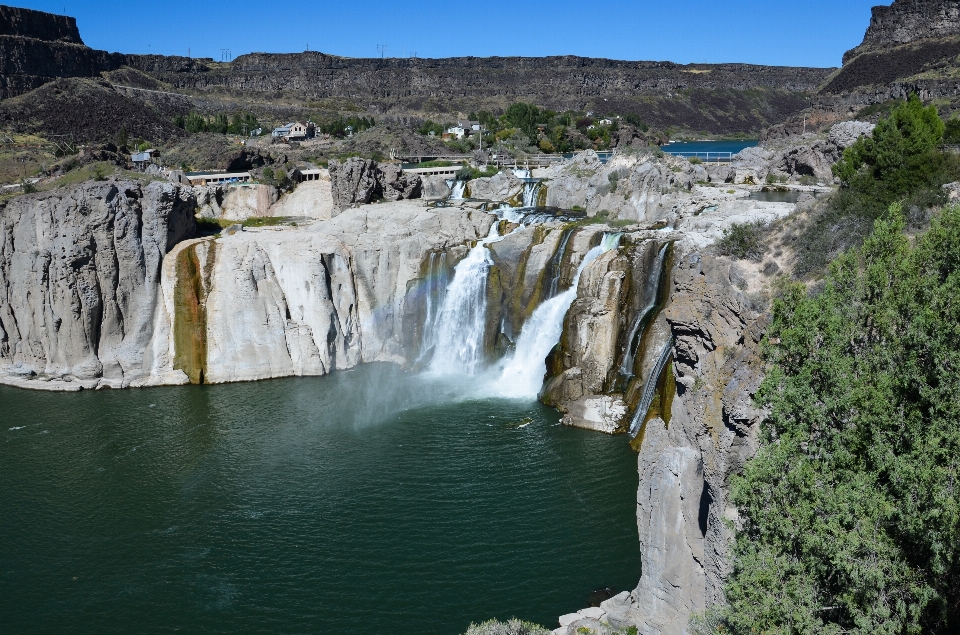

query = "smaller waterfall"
[544, 229, 574, 299]
[417, 252, 450, 361]
[427, 224, 506, 376]
[628, 337, 675, 437]
[513, 169, 531, 179]
[494, 233, 622, 399]
[620, 243, 670, 378]
[446, 179, 467, 200]
[521, 180, 543, 208]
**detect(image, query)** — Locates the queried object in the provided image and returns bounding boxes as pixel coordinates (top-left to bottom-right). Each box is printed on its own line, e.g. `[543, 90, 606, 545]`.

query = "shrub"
[19, 179, 37, 194]
[688, 156, 703, 165]
[462, 619, 551, 635]
[724, 205, 960, 635]
[715, 220, 766, 260]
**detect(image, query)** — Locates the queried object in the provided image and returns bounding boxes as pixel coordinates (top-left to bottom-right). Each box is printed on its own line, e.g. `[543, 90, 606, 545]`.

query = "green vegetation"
[462, 619, 551, 635]
[688, 156, 703, 165]
[722, 203, 960, 635]
[715, 221, 766, 260]
[317, 115, 374, 138]
[419, 102, 654, 154]
[195, 216, 294, 235]
[795, 94, 960, 276]
[456, 165, 499, 180]
[175, 112, 261, 136]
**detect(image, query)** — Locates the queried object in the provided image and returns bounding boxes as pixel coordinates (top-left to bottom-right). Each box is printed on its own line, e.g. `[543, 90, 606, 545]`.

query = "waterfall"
[628, 336, 675, 437]
[620, 243, 670, 378]
[417, 251, 449, 362]
[513, 169, 531, 179]
[521, 180, 542, 208]
[426, 224, 506, 376]
[493, 233, 622, 399]
[544, 229, 574, 300]
[446, 179, 467, 200]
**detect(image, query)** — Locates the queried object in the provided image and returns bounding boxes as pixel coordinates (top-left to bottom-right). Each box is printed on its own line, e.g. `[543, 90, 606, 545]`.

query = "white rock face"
[196, 184, 279, 220]
[269, 178, 334, 219]
[0, 192, 494, 390]
[467, 171, 524, 202]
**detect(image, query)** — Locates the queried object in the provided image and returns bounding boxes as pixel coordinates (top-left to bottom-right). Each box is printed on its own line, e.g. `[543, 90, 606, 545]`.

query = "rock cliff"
[843, 0, 960, 64]
[0, 181, 196, 387]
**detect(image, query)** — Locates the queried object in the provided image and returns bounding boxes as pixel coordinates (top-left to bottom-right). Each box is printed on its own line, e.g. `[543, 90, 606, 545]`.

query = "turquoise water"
[662, 140, 758, 157]
[0, 364, 640, 634]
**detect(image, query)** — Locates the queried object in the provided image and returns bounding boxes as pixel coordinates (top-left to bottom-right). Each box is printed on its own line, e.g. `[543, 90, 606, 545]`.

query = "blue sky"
[13, 0, 884, 68]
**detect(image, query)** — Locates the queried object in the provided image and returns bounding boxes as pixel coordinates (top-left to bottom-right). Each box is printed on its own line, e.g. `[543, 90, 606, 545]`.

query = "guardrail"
[662, 151, 735, 163]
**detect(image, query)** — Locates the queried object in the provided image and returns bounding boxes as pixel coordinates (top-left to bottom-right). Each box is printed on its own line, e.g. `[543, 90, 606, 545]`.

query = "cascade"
[417, 251, 450, 362]
[544, 229, 574, 299]
[619, 243, 670, 379]
[512, 169, 531, 179]
[426, 224, 507, 376]
[493, 233, 622, 399]
[627, 336, 675, 437]
[521, 180, 543, 208]
[446, 179, 467, 200]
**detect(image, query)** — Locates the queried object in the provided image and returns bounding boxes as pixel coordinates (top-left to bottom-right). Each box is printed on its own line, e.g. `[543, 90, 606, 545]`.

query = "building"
[131, 148, 159, 165]
[292, 167, 327, 183]
[181, 171, 252, 186]
[445, 120, 483, 140]
[272, 122, 316, 141]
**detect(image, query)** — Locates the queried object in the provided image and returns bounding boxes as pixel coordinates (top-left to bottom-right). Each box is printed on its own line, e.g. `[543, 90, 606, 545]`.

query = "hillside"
[0, 5, 833, 137]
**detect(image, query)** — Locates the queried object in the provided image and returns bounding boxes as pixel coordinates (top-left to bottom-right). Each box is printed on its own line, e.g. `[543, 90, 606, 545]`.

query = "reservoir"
[662, 139, 759, 160]
[1, 364, 640, 634]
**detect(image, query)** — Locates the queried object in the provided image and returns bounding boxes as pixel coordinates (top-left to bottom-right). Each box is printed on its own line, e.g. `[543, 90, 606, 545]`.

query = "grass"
[196, 216, 296, 235]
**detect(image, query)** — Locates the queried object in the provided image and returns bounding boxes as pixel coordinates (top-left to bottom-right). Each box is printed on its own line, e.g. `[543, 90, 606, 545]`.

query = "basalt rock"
[843, 0, 960, 64]
[0, 180, 196, 387]
[328, 158, 423, 212]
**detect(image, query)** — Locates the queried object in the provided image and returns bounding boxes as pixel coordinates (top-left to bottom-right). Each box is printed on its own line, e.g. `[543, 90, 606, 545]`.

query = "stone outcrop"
[467, 171, 524, 202]
[843, 0, 960, 64]
[550, 251, 767, 635]
[0, 187, 493, 390]
[0, 180, 196, 388]
[731, 121, 875, 183]
[0, 5, 82, 43]
[328, 158, 423, 212]
[195, 184, 279, 220]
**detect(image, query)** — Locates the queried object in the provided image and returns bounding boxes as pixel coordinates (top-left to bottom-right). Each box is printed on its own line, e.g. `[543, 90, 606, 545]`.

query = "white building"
[445, 120, 483, 140]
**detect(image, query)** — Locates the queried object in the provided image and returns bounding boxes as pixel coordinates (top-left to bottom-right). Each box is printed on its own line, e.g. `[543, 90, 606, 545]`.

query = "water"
[495, 234, 622, 399]
[661, 140, 758, 160]
[427, 225, 505, 375]
[620, 243, 670, 378]
[418, 251, 450, 361]
[747, 189, 806, 204]
[0, 367, 640, 635]
[522, 180, 543, 208]
[447, 180, 467, 200]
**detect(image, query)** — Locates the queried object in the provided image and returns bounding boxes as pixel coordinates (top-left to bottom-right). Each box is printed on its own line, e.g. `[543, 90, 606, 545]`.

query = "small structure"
[292, 167, 326, 183]
[131, 148, 160, 167]
[183, 171, 252, 186]
[445, 121, 483, 140]
[272, 122, 315, 141]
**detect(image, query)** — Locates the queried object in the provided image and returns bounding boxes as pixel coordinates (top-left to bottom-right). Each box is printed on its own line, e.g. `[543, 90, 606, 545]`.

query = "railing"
[628, 336, 675, 438]
[662, 151, 734, 163]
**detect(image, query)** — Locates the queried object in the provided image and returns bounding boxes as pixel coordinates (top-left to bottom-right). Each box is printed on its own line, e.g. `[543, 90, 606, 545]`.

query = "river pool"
[1, 364, 639, 634]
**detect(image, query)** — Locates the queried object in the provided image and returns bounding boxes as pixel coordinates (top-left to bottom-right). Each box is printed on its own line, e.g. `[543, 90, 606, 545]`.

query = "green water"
[1, 364, 640, 634]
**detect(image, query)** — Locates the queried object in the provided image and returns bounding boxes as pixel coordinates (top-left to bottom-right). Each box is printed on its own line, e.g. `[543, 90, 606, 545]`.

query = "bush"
[463, 619, 551, 635]
[715, 221, 766, 260]
[19, 179, 37, 194]
[794, 94, 960, 277]
[688, 156, 703, 165]
[724, 204, 960, 635]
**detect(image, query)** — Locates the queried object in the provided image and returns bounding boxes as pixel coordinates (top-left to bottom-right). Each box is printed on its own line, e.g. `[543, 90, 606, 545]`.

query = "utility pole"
[377, 44, 387, 59]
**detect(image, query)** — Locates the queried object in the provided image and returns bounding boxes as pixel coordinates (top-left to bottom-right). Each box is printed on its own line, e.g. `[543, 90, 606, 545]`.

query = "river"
[1, 364, 639, 634]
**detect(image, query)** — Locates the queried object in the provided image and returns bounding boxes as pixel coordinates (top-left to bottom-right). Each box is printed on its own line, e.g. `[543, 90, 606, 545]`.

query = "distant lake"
[662, 140, 758, 159]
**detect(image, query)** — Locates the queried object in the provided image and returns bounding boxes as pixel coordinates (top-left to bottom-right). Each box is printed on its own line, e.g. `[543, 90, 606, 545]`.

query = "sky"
[12, 0, 886, 68]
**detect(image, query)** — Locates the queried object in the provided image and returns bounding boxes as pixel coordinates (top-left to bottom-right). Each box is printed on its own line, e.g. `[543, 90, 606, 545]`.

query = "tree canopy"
[723, 203, 960, 634]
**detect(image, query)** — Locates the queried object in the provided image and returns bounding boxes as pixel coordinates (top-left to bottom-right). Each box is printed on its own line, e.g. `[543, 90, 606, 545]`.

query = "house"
[271, 122, 316, 140]
[131, 148, 159, 164]
[445, 120, 483, 140]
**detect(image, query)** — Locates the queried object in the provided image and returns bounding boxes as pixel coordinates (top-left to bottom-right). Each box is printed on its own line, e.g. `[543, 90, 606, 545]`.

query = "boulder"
[328, 157, 381, 211]
[467, 171, 523, 202]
